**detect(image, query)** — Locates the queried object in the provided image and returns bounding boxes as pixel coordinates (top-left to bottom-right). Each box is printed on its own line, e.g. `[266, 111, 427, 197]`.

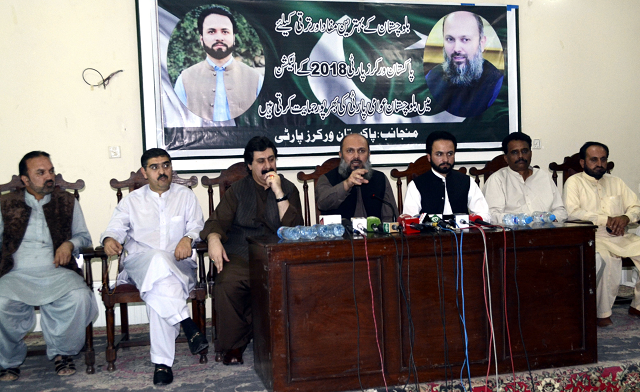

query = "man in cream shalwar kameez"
[564, 142, 640, 327]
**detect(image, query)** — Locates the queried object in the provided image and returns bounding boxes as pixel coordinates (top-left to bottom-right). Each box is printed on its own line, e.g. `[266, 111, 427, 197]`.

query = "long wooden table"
[248, 224, 597, 392]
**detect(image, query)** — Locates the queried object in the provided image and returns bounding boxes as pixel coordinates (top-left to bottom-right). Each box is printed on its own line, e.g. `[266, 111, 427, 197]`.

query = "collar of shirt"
[143, 183, 174, 198]
[24, 191, 51, 208]
[506, 166, 535, 183]
[206, 56, 234, 71]
[431, 168, 446, 181]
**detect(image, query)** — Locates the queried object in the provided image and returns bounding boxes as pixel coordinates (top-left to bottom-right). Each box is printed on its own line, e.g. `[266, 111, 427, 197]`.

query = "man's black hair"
[579, 141, 609, 160]
[244, 136, 277, 167]
[141, 148, 171, 168]
[426, 131, 457, 155]
[501, 132, 532, 154]
[19, 151, 50, 177]
[197, 7, 237, 36]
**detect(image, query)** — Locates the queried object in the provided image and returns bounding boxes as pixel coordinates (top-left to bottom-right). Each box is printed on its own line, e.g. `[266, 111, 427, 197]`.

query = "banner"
[137, 0, 520, 170]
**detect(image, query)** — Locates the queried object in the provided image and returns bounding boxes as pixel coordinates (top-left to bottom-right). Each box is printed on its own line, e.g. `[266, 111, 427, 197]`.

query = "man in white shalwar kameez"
[483, 132, 568, 224]
[101, 148, 207, 385]
[564, 142, 640, 328]
[0, 151, 97, 382]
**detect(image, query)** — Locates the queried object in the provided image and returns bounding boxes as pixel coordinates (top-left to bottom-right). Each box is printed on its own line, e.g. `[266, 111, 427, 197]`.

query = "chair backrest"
[469, 154, 508, 186]
[296, 158, 341, 225]
[548, 152, 614, 185]
[109, 169, 197, 202]
[0, 174, 84, 201]
[390, 155, 467, 214]
[200, 162, 248, 217]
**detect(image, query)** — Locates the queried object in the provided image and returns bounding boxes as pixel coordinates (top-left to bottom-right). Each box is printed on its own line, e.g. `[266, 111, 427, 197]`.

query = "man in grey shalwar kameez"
[0, 151, 97, 382]
[101, 148, 207, 386]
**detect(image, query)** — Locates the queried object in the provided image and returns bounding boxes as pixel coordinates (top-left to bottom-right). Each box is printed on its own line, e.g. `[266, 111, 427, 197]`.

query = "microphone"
[371, 194, 397, 222]
[469, 214, 491, 226]
[341, 218, 354, 234]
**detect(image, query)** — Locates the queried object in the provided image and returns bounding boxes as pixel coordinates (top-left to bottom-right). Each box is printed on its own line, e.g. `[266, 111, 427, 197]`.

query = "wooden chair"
[0, 174, 96, 374]
[548, 152, 614, 185]
[296, 158, 341, 226]
[469, 154, 540, 187]
[469, 154, 508, 186]
[94, 169, 208, 371]
[200, 162, 249, 359]
[390, 156, 467, 213]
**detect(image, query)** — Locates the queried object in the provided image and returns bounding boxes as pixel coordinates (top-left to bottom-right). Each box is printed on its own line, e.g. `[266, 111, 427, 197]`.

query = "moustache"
[211, 41, 228, 50]
[157, 174, 168, 181]
[44, 180, 54, 187]
[261, 169, 274, 175]
[516, 159, 527, 164]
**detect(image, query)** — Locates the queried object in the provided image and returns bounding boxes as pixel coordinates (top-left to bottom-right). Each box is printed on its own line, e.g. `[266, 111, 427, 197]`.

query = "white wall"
[1, 0, 639, 259]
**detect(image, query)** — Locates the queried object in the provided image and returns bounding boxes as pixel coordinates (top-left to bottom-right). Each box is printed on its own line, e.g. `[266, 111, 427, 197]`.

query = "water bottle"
[531, 211, 557, 223]
[314, 224, 331, 238]
[502, 214, 518, 226]
[516, 213, 533, 226]
[298, 225, 318, 240]
[327, 224, 345, 237]
[277, 226, 301, 240]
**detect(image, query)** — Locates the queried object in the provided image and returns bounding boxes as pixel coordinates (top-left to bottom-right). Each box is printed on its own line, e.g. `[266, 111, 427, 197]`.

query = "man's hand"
[607, 215, 630, 236]
[264, 171, 284, 198]
[103, 237, 123, 257]
[343, 168, 369, 191]
[207, 233, 230, 273]
[174, 236, 193, 260]
[53, 241, 74, 267]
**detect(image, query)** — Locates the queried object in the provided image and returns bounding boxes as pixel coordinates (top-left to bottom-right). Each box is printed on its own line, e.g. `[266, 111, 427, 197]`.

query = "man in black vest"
[200, 137, 303, 366]
[315, 133, 398, 222]
[0, 151, 96, 381]
[403, 131, 490, 222]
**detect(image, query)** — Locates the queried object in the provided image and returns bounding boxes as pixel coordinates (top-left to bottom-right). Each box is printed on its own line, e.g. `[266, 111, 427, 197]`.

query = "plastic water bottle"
[531, 211, 557, 223]
[314, 224, 331, 237]
[277, 226, 301, 240]
[327, 224, 345, 237]
[516, 213, 533, 226]
[298, 225, 318, 240]
[502, 214, 518, 226]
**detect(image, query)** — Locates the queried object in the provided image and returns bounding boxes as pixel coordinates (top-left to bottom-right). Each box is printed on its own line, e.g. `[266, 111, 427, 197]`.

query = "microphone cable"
[434, 234, 453, 389]
[363, 234, 389, 391]
[346, 229, 366, 391]
[394, 230, 421, 391]
[456, 227, 473, 390]
[511, 229, 535, 391]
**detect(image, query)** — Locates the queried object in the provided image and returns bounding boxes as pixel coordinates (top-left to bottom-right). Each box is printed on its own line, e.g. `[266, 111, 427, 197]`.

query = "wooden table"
[248, 224, 597, 392]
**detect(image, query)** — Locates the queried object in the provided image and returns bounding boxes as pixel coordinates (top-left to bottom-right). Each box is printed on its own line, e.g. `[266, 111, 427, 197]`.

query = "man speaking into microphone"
[316, 133, 398, 221]
[403, 131, 490, 222]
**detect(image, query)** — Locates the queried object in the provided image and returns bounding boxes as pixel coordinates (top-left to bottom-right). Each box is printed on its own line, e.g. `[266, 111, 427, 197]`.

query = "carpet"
[4, 303, 640, 392]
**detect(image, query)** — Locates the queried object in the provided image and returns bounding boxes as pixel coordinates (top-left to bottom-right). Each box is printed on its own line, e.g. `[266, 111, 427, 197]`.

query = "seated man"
[564, 141, 640, 327]
[483, 132, 568, 224]
[0, 151, 97, 382]
[201, 136, 303, 365]
[403, 131, 490, 222]
[315, 133, 398, 221]
[101, 148, 207, 385]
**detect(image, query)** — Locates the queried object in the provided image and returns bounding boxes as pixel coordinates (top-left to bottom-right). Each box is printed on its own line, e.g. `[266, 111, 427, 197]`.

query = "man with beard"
[315, 134, 398, 222]
[101, 148, 207, 385]
[564, 142, 640, 327]
[0, 151, 97, 382]
[403, 131, 490, 221]
[174, 7, 263, 122]
[483, 132, 567, 224]
[425, 11, 503, 118]
[200, 136, 303, 366]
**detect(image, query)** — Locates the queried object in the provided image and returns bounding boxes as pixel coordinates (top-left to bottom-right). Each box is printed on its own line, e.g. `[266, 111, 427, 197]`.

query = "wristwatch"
[276, 194, 289, 203]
